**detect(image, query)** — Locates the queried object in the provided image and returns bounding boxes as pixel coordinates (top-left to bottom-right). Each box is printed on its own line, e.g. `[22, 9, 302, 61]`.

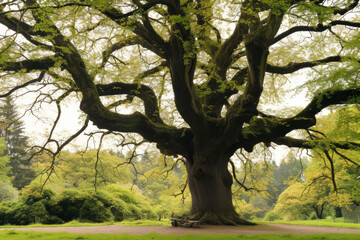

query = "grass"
[0, 231, 360, 240]
[0, 219, 171, 228]
[261, 218, 360, 229]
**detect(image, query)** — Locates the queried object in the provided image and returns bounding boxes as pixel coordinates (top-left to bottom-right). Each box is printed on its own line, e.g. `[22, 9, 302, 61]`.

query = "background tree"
[0, 0, 360, 225]
[0, 96, 35, 189]
[0, 137, 18, 202]
[274, 106, 360, 220]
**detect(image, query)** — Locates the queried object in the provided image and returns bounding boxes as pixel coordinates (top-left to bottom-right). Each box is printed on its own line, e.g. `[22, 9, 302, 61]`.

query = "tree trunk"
[185, 147, 254, 225]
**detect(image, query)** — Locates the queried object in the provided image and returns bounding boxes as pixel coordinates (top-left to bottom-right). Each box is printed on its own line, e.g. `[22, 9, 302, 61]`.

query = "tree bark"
[185, 146, 254, 225]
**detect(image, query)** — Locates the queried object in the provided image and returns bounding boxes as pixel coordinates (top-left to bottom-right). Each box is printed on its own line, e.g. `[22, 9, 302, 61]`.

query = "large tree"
[0, 0, 359, 225]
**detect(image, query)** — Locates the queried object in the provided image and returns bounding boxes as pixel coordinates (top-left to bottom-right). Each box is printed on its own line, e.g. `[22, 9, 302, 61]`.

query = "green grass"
[261, 219, 360, 229]
[0, 231, 359, 240]
[0, 219, 171, 228]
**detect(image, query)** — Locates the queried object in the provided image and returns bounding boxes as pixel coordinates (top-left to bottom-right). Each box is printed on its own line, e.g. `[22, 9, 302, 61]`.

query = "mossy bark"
[185, 148, 254, 225]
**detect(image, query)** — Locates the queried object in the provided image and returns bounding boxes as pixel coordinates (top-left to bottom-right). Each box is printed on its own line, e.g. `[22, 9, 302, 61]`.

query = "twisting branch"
[323, 150, 338, 192]
[272, 20, 360, 44]
[0, 71, 46, 98]
[296, 87, 360, 118]
[96, 77, 164, 124]
[229, 160, 251, 191]
[266, 56, 344, 74]
[94, 131, 111, 192]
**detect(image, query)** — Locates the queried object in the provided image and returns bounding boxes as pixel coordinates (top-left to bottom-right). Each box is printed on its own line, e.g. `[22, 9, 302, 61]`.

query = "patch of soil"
[1, 224, 360, 235]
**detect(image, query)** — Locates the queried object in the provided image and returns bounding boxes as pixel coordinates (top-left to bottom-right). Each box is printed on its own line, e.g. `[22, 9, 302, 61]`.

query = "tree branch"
[296, 88, 360, 118]
[266, 56, 343, 74]
[273, 136, 360, 150]
[96, 73, 165, 124]
[14, 0, 190, 158]
[0, 56, 57, 72]
[0, 71, 46, 98]
[272, 20, 360, 45]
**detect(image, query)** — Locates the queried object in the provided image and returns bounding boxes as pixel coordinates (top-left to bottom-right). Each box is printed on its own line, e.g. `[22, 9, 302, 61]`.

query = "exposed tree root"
[187, 211, 256, 226]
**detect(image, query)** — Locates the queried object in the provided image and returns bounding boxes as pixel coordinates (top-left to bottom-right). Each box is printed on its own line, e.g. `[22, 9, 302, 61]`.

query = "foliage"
[0, 182, 18, 202]
[0, 184, 158, 225]
[273, 106, 360, 221]
[30, 150, 134, 190]
[0, 138, 10, 182]
[263, 211, 281, 221]
[0, 97, 35, 189]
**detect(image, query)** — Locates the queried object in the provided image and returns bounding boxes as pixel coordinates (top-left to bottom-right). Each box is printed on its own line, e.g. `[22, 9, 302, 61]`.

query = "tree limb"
[266, 56, 343, 74]
[273, 136, 360, 150]
[296, 88, 360, 118]
[0, 71, 46, 98]
[96, 79, 163, 124]
[0, 56, 57, 72]
[272, 20, 360, 45]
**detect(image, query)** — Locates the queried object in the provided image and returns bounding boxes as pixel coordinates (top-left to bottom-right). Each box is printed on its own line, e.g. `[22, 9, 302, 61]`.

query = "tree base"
[187, 211, 256, 225]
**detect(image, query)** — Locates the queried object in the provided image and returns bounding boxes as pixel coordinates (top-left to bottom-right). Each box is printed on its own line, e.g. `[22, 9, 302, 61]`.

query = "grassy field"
[261, 218, 360, 229]
[0, 219, 171, 228]
[1, 218, 359, 229]
[0, 231, 360, 240]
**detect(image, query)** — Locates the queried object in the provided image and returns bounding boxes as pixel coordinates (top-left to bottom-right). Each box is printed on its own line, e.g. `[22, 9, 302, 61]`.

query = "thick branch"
[266, 56, 342, 74]
[0, 56, 56, 72]
[96, 80, 163, 124]
[17, 0, 190, 157]
[273, 136, 360, 150]
[101, 37, 141, 68]
[296, 88, 360, 118]
[240, 116, 316, 152]
[92, 2, 168, 58]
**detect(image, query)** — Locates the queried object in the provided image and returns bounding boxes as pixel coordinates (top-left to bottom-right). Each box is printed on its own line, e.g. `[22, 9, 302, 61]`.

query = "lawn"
[0, 219, 171, 228]
[261, 218, 360, 229]
[0, 231, 360, 240]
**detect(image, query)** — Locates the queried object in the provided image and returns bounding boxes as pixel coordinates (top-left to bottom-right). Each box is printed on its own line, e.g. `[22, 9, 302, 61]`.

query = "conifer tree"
[0, 96, 35, 189]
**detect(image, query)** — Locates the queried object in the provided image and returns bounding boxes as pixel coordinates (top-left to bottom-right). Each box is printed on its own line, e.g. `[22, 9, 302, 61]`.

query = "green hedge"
[0, 185, 157, 225]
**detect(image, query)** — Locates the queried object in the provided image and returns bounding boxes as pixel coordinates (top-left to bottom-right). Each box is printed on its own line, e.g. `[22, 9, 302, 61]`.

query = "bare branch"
[0, 71, 45, 98]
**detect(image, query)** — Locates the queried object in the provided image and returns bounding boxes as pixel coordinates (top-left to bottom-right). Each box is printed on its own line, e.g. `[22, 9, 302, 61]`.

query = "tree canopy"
[0, 0, 359, 225]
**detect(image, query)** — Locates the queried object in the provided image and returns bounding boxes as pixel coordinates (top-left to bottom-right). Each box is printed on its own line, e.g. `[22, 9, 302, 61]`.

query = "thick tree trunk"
[185, 148, 254, 225]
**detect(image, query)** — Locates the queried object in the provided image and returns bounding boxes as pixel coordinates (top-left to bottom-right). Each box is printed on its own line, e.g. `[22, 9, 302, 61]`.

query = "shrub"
[12, 201, 50, 225]
[41, 215, 63, 224]
[0, 182, 18, 202]
[80, 198, 113, 222]
[52, 189, 86, 222]
[308, 211, 318, 220]
[0, 185, 160, 225]
[264, 211, 281, 221]
[0, 202, 18, 225]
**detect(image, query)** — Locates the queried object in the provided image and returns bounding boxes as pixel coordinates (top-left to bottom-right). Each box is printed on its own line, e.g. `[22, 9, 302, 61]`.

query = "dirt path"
[1, 224, 360, 235]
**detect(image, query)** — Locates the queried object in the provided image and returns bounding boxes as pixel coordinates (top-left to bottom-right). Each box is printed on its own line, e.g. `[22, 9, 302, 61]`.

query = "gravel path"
[1, 224, 360, 235]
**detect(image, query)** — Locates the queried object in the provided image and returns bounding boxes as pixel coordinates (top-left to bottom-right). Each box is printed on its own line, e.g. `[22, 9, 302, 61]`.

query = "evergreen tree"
[0, 96, 35, 189]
